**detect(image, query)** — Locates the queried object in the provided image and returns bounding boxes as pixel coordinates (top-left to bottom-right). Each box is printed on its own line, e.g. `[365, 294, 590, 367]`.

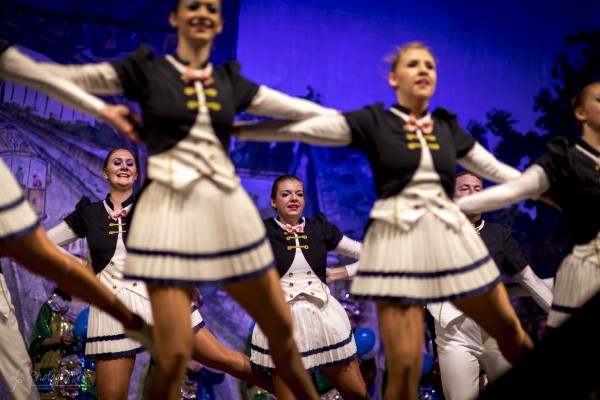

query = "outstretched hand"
[100, 104, 143, 143]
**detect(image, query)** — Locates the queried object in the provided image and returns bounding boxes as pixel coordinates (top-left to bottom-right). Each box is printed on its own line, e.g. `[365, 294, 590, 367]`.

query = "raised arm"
[1, 47, 139, 139]
[1, 47, 106, 116]
[457, 142, 521, 183]
[246, 86, 339, 121]
[38, 61, 124, 95]
[235, 113, 352, 146]
[457, 164, 551, 214]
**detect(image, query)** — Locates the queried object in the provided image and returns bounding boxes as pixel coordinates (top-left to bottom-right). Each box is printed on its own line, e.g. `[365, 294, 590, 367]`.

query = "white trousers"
[0, 274, 39, 400]
[435, 314, 511, 400]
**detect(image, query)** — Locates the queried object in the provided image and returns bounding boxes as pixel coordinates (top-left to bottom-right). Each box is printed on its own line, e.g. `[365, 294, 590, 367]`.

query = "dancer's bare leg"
[377, 302, 423, 400]
[271, 372, 297, 400]
[223, 268, 319, 400]
[453, 283, 534, 363]
[146, 284, 195, 400]
[191, 327, 275, 393]
[95, 357, 136, 400]
[321, 360, 372, 400]
[0, 228, 142, 329]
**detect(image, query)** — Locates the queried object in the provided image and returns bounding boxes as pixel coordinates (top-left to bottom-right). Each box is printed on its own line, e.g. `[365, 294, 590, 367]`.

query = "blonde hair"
[387, 41, 435, 72]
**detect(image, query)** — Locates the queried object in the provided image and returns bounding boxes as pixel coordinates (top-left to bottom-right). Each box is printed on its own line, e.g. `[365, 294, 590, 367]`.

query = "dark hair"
[387, 41, 434, 72]
[102, 148, 138, 170]
[456, 170, 483, 186]
[571, 81, 600, 133]
[270, 174, 303, 202]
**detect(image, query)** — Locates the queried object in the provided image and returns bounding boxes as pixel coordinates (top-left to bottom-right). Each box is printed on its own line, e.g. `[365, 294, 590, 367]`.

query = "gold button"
[307, 271, 311, 275]
[203, 88, 217, 97]
[186, 100, 199, 109]
[207, 102, 221, 111]
[110, 261, 115, 266]
[288, 272, 293, 277]
[111, 274, 116, 279]
[133, 282, 137, 287]
[308, 281, 312, 285]
[289, 283, 293, 287]
[184, 87, 196, 95]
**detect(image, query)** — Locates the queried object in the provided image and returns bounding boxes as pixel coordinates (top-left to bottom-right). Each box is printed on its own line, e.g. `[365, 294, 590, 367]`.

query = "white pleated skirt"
[547, 235, 600, 329]
[351, 211, 501, 304]
[0, 159, 39, 244]
[124, 179, 274, 286]
[86, 288, 205, 359]
[250, 294, 357, 373]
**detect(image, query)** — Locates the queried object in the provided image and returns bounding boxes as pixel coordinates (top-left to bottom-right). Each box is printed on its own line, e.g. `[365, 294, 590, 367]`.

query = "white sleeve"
[235, 113, 352, 146]
[333, 236, 362, 278]
[46, 221, 80, 247]
[512, 265, 553, 312]
[246, 86, 339, 121]
[333, 236, 362, 260]
[457, 142, 521, 183]
[38, 61, 123, 95]
[343, 262, 359, 278]
[0, 47, 105, 116]
[457, 165, 551, 214]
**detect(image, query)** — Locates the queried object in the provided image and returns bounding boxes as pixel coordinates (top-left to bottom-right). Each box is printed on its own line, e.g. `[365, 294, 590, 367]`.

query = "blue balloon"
[72, 306, 90, 337]
[354, 327, 376, 357]
[421, 352, 434, 377]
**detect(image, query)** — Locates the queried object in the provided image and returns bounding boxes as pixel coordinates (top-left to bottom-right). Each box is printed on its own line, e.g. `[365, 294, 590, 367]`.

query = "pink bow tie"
[110, 209, 128, 221]
[405, 117, 434, 134]
[285, 224, 304, 233]
[181, 66, 212, 84]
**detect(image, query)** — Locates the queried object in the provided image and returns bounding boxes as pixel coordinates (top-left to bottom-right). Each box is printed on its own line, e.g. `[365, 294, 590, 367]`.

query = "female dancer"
[0, 40, 147, 338]
[238, 42, 534, 400]
[251, 174, 369, 400]
[48, 148, 273, 399]
[456, 81, 600, 331]
[38, 0, 340, 398]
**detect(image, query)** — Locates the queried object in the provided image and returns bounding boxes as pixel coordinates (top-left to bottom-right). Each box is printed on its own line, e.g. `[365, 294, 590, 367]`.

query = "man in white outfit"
[426, 171, 553, 400]
[0, 258, 40, 400]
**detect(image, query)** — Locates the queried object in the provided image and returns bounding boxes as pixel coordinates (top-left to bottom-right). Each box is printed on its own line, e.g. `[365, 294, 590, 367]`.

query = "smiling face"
[388, 44, 437, 111]
[169, 0, 223, 46]
[270, 178, 305, 225]
[102, 149, 138, 192]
